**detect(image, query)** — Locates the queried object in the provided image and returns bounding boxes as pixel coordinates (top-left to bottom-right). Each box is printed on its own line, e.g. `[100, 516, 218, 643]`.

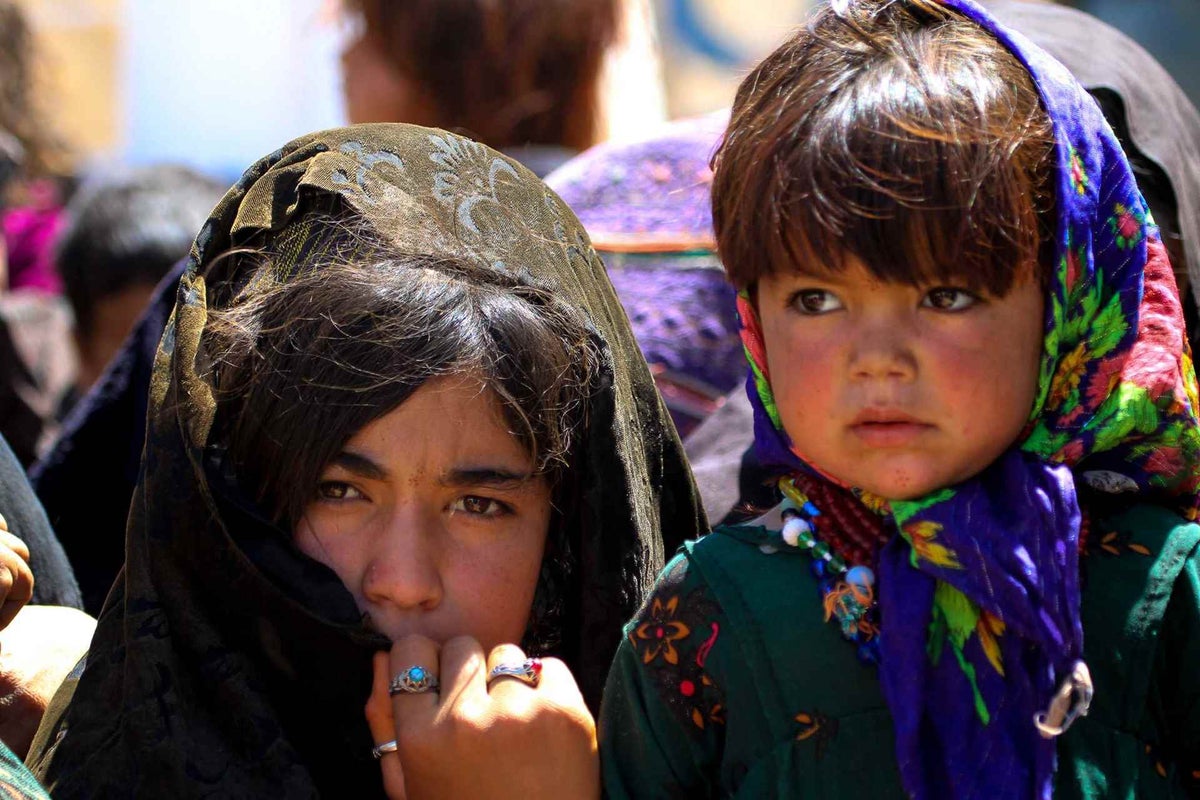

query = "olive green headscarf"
[29, 124, 705, 797]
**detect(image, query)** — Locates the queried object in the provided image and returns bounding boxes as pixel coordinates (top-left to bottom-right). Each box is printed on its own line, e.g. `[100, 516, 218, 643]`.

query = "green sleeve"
[1155, 543, 1200, 796]
[599, 552, 726, 799]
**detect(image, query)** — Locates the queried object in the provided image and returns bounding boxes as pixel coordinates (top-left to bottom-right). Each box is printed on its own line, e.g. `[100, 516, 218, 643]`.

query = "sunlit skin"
[294, 374, 552, 648]
[756, 255, 1045, 500]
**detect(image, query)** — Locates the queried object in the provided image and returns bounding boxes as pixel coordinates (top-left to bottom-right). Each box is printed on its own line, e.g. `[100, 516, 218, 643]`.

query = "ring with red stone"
[486, 658, 543, 688]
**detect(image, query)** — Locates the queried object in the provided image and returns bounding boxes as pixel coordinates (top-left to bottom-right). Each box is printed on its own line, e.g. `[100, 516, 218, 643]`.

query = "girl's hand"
[365, 635, 599, 800]
[0, 513, 33, 631]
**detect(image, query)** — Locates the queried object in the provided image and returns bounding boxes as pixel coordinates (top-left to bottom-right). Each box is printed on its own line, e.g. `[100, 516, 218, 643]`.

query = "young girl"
[26, 124, 706, 797]
[599, 2, 1200, 798]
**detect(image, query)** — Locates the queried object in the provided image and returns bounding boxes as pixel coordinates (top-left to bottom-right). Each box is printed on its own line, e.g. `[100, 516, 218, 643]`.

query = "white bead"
[781, 517, 812, 547]
[846, 565, 876, 588]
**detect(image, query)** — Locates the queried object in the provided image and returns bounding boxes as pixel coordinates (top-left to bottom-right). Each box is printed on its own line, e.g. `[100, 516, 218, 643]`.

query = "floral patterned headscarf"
[735, 1, 1200, 797]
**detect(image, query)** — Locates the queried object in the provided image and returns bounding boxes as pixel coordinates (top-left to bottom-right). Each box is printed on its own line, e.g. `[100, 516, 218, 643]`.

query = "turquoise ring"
[389, 665, 439, 696]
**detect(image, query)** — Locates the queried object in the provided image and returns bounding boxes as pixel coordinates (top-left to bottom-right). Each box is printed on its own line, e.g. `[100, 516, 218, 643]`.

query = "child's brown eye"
[923, 288, 977, 311]
[792, 289, 843, 315]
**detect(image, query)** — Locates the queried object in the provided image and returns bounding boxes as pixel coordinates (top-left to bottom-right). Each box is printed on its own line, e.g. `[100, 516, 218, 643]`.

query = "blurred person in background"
[54, 165, 224, 396]
[0, 0, 75, 466]
[0, 0, 66, 296]
[32, 165, 223, 613]
[546, 113, 776, 524]
[339, 0, 622, 176]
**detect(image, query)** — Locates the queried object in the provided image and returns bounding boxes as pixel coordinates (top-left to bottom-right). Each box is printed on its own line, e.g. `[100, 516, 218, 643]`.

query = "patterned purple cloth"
[2, 206, 62, 294]
[546, 113, 741, 438]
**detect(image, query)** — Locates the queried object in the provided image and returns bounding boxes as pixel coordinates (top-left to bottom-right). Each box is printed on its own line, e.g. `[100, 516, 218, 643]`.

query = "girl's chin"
[831, 463, 957, 502]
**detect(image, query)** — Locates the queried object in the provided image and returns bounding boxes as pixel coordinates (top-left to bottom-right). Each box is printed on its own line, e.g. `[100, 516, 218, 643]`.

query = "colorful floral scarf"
[735, 1, 1200, 797]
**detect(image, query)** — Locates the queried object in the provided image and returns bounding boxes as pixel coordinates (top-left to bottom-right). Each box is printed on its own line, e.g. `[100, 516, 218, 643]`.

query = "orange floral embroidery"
[904, 521, 962, 569]
[632, 596, 691, 665]
[976, 611, 1007, 677]
[794, 710, 838, 760]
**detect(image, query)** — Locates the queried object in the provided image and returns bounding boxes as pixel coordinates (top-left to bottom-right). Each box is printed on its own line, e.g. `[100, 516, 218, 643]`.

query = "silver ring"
[487, 658, 543, 688]
[389, 665, 439, 696]
[372, 739, 398, 759]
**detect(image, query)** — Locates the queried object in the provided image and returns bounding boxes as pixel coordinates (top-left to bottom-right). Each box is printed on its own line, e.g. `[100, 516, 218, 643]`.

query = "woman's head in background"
[339, 0, 621, 152]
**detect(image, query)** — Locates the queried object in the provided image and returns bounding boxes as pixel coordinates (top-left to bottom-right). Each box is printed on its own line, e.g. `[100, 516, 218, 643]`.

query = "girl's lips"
[849, 420, 935, 447]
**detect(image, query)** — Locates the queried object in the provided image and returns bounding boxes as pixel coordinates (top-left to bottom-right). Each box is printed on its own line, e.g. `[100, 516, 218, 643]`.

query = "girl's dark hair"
[203, 224, 599, 652]
[343, 0, 620, 151]
[204, 241, 597, 529]
[712, 0, 1056, 296]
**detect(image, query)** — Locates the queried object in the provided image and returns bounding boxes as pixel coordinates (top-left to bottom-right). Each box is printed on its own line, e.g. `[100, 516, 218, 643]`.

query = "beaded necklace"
[771, 473, 1095, 667]
[773, 475, 888, 666]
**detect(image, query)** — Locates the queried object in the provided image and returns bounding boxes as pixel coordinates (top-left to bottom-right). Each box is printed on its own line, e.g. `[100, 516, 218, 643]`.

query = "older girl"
[28, 124, 705, 797]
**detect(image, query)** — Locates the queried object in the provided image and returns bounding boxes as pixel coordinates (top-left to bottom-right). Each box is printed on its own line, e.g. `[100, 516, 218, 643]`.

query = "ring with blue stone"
[389, 665, 440, 696]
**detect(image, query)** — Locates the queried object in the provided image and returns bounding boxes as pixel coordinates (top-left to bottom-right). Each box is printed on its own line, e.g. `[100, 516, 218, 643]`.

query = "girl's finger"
[365, 651, 406, 798]
[0, 546, 32, 631]
[437, 636, 489, 709]
[484, 643, 535, 699]
[387, 634, 442, 731]
[0, 532, 29, 564]
[530, 657, 591, 716]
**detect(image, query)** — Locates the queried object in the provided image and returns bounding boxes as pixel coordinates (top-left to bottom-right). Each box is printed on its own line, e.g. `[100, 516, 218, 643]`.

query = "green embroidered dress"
[600, 504, 1200, 798]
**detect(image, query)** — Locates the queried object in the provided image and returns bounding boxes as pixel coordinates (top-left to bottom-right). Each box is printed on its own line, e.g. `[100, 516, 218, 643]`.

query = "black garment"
[0, 433, 80, 608]
[28, 124, 706, 798]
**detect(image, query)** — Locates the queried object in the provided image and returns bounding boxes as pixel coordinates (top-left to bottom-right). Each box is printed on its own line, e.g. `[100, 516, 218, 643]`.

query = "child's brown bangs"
[713, 0, 1056, 296]
[772, 118, 1048, 296]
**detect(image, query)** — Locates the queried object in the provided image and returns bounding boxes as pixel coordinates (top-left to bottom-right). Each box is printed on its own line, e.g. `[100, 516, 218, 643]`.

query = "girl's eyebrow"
[329, 451, 388, 481]
[440, 467, 534, 490]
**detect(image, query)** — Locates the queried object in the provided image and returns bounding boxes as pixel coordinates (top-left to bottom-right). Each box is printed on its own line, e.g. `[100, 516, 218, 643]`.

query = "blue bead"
[845, 565, 876, 588]
[818, 578, 837, 595]
[803, 502, 821, 517]
[810, 559, 829, 579]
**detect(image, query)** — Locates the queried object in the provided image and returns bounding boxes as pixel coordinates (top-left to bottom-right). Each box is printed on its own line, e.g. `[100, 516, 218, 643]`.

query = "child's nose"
[361, 506, 443, 612]
[848, 324, 917, 381]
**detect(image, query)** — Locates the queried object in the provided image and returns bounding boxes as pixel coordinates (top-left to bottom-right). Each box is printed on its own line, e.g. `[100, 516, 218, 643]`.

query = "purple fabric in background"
[3, 206, 63, 294]
[546, 113, 742, 439]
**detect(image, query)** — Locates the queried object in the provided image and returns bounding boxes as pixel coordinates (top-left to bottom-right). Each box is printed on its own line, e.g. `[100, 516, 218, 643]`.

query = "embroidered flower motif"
[794, 710, 838, 760]
[635, 581, 726, 732]
[1084, 355, 1125, 409]
[1069, 147, 1087, 196]
[903, 521, 962, 570]
[1065, 245, 1083, 293]
[976, 611, 1006, 677]
[1108, 202, 1146, 250]
[632, 596, 691, 665]
[428, 133, 522, 236]
[330, 141, 405, 205]
[1048, 343, 1089, 409]
[1093, 529, 1152, 557]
